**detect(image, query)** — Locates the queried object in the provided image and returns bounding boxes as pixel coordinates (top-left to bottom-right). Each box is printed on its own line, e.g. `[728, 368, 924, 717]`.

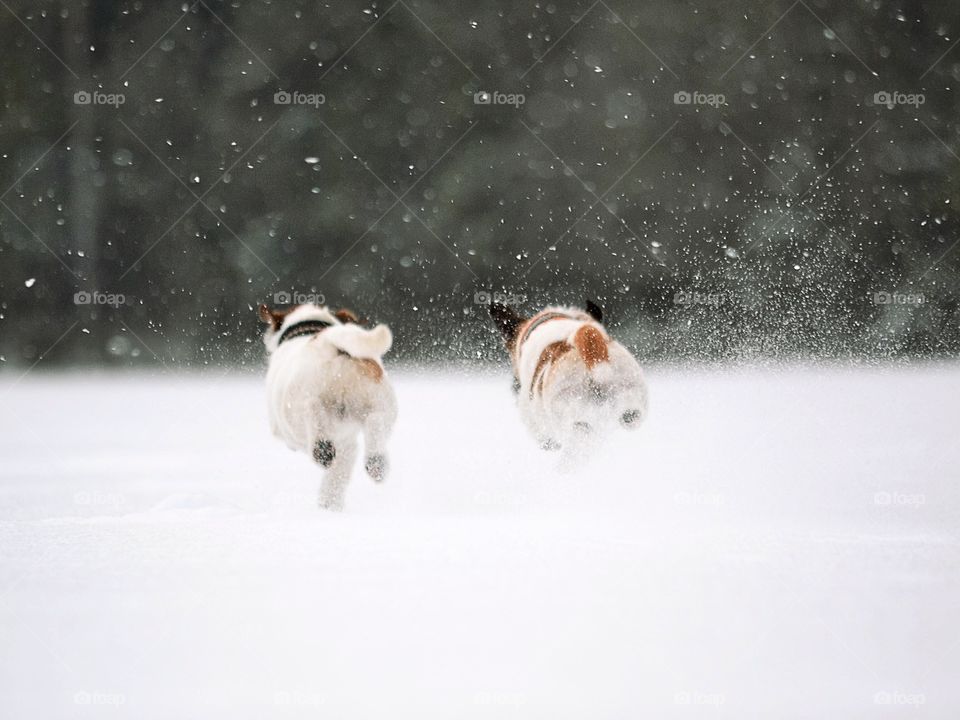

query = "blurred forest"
[1, 0, 959, 367]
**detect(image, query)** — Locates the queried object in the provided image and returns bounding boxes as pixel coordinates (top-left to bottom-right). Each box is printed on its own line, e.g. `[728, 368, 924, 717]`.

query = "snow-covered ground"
[1, 365, 958, 719]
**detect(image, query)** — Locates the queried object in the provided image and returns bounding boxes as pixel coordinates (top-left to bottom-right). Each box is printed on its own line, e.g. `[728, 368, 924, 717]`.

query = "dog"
[259, 302, 397, 510]
[490, 300, 647, 453]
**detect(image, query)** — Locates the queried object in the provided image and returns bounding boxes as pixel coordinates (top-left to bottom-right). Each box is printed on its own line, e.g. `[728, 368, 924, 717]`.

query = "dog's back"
[265, 336, 391, 450]
[491, 302, 647, 449]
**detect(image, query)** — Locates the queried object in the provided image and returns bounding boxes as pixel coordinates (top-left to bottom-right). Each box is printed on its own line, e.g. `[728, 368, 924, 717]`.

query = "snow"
[1, 365, 959, 718]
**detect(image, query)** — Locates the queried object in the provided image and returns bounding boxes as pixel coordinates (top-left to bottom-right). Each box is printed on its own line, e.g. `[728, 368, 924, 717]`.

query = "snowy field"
[1, 364, 959, 719]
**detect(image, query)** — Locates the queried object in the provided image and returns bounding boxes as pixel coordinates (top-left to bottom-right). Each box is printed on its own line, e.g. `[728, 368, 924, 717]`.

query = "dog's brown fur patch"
[514, 313, 568, 358]
[356, 358, 384, 382]
[335, 308, 360, 324]
[531, 340, 571, 397]
[573, 325, 609, 369]
[258, 304, 296, 331]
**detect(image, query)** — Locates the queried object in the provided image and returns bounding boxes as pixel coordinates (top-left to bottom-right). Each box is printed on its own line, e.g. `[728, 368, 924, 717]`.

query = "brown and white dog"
[259, 302, 397, 510]
[490, 300, 647, 453]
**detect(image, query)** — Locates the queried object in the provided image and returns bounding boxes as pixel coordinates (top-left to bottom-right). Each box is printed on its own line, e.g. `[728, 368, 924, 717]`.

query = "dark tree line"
[1, 0, 958, 367]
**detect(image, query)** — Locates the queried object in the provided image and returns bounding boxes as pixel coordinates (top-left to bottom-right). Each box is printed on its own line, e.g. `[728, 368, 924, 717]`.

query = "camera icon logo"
[274, 90, 292, 105]
[74, 291, 92, 305]
[474, 91, 491, 105]
[473, 290, 492, 304]
[74, 90, 92, 105]
[673, 90, 692, 105]
[273, 291, 292, 304]
[873, 91, 892, 108]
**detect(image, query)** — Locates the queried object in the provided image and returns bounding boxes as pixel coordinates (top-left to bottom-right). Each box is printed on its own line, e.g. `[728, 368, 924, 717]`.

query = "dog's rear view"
[259, 303, 397, 510]
[491, 300, 647, 454]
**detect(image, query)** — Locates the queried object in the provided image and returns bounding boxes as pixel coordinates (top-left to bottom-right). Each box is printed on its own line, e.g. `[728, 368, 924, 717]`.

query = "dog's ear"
[334, 308, 360, 324]
[490, 303, 526, 345]
[585, 298, 603, 323]
[258, 303, 277, 327]
[258, 303, 287, 331]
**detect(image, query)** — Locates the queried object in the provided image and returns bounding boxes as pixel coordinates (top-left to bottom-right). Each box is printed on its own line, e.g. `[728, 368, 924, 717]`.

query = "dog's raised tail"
[573, 325, 609, 369]
[327, 323, 393, 359]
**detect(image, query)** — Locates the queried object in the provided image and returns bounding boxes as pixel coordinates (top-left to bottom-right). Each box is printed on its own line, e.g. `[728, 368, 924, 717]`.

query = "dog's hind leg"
[318, 436, 357, 511]
[362, 409, 394, 482]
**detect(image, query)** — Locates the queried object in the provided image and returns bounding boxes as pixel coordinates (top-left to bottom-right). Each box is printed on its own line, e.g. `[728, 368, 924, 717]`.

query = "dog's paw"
[365, 454, 387, 482]
[313, 439, 336, 467]
[318, 495, 344, 511]
[620, 409, 642, 428]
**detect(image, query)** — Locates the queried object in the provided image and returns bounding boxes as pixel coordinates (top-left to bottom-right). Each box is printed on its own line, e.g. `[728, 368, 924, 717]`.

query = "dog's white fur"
[496, 304, 647, 453]
[261, 303, 397, 510]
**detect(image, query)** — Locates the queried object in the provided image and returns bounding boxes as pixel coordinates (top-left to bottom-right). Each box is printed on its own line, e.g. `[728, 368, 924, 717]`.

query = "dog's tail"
[325, 323, 393, 359]
[571, 325, 609, 369]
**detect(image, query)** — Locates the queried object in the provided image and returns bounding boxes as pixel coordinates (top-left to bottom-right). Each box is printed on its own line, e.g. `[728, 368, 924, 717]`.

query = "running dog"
[490, 300, 647, 452]
[259, 302, 397, 510]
